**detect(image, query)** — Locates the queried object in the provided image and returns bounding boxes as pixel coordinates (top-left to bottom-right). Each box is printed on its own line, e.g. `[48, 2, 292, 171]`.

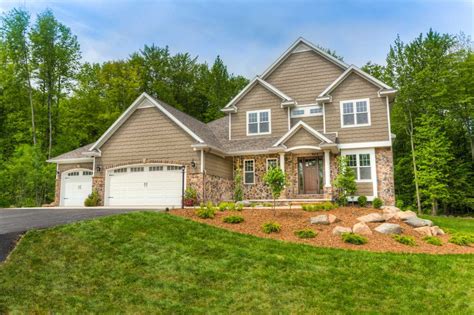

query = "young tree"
[333, 156, 357, 206]
[263, 166, 287, 215]
[233, 166, 243, 202]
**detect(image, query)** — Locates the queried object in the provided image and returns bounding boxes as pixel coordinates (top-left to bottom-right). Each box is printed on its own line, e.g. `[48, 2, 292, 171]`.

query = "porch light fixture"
[191, 160, 196, 169]
[96, 166, 102, 172]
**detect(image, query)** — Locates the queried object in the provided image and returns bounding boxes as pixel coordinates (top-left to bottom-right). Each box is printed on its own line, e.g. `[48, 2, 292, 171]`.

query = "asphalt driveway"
[0, 207, 163, 261]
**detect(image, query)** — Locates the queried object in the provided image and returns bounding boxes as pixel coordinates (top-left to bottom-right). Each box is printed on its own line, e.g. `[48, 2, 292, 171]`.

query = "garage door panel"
[61, 170, 93, 207]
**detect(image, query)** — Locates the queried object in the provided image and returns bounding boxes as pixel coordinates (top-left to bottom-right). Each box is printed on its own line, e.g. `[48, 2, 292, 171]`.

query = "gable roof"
[47, 143, 94, 163]
[274, 121, 334, 147]
[222, 77, 295, 111]
[318, 65, 395, 99]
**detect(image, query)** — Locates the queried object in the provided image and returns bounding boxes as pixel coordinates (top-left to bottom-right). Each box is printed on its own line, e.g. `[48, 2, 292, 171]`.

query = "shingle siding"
[291, 116, 324, 131]
[356, 182, 374, 196]
[205, 153, 233, 179]
[284, 128, 320, 148]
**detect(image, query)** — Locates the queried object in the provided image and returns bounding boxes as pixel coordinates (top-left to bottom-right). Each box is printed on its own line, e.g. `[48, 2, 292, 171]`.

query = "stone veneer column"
[375, 147, 395, 206]
[53, 178, 61, 206]
[92, 176, 105, 206]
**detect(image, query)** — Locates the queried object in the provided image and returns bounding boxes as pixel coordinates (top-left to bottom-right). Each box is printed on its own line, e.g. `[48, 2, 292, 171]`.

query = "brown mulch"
[171, 207, 474, 255]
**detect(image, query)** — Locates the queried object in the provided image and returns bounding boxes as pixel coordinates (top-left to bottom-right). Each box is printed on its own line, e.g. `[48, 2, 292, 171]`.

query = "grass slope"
[0, 212, 473, 313]
[421, 215, 474, 234]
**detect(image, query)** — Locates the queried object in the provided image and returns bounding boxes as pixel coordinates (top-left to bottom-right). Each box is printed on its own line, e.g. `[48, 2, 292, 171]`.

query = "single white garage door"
[61, 169, 93, 206]
[106, 164, 183, 207]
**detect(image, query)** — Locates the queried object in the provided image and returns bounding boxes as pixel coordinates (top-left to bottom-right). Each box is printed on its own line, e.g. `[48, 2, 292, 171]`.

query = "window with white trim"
[83, 171, 93, 176]
[167, 165, 181, 171]
[244, 160, 255, 184]
[67, 171, 79, 176]
[130, 167, 144, 172]
[341, 99, 370, 127]
[149, 166, 163, 171]
[290, 105, 322, 118]
[247, 110, 271, 135]
[114, 168, 127, 173]
[345, 153, 372, 181]
[266, 158, 278, 171]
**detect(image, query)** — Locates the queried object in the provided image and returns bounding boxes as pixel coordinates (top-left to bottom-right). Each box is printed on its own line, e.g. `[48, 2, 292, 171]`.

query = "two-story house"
[48, 37, 396, 207]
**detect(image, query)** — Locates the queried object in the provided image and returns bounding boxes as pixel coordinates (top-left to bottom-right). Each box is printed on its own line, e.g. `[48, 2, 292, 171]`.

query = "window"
[244, 160, 255, 184]
[247, 110, 271, 135]
[67, 171, 79, 176]
[343, 152, 372, 181]
[290, 105, 323, 118]
[83, 171, 93, 176]
[266, 158, 278, 171]
[167, 165, 181, 171]
[149, 166, 163, 171]
[130, 167, 144, 172]
[340, 99, 370, 127]
[114, 168, 127, 173]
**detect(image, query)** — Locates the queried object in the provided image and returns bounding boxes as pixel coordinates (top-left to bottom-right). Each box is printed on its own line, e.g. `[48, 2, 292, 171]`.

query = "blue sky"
[1, 0, 472, 77]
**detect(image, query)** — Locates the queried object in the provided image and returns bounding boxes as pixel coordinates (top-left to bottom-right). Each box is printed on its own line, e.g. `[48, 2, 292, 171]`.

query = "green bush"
[336, 196, 348, 207]
[234, 203, 243, 211]
[233, 166, 243, 202]
[195, 202, 217, 219]
[372, 198, 383, 209]
[449, 233, 474, 246]
[341, 233, 368, 245]
[423, 236, 442, 246]
[84, 190, 101, 207]
[218, 202, 235, 211]
[262, 222, 281, 234]
[357, 196, 368, 207]
[301, 202, 336, 212]
[294, 229, 317, 239]
[392, 235, 417, 246]
[396, 199, 404, 209]
[223, 215, 244, 224]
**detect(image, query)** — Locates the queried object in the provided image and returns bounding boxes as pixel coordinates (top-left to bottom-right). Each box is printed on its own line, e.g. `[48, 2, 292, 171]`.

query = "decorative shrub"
[372, 197, 383, 209]
[184, 187, 197, 206]
[423, 236, 442, 246]
[334, 156, 357, 203]
[396, 199, 404, 209]
[261, 222, 281, 234]
[301, 202, 336, 212]
[195, 202, 217, 219]
[449, 233, 474, 246]
[341, 233, 368, 245]
[218, 202, 235, 211]
[357, 196, 368, 207]
[294, 229, 317, 239]
[84, 190, 101, 207]
[336, 196, 348, 207]
[392, 235, 417, 246]
[234, 203, 244, 211]
[233, 166, 243, 202]
[223, 215, 244, 224]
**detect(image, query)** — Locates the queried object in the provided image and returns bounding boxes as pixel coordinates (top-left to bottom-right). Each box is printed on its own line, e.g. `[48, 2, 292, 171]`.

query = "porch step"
[294, 194, 326, 199]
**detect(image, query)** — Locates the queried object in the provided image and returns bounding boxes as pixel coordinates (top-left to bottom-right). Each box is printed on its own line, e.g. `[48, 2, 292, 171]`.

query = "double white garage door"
[60, 164, 183, 207]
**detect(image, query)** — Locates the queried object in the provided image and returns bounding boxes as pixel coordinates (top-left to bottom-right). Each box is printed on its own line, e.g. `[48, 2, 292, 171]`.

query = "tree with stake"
[334, 156, 357, 206]
[263, 166, 287, 215]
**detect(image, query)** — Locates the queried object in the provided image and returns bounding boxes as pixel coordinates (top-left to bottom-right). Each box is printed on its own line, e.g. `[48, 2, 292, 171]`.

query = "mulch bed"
[171, 207, 474, 255]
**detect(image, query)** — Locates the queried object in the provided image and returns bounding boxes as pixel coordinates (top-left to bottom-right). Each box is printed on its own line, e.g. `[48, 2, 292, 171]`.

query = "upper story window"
[290, 105, 322, 118]
[247, 109, 271, 135]
[340, 99, 370, 128]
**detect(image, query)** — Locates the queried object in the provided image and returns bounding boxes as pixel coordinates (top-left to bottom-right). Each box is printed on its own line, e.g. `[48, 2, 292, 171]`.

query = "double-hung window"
[266, 158, 278, 171]
[247, 110, 271, 135]
[344, 152, 372, 181]
[244, 160, 255, 184]
[340, 99, 370, 127]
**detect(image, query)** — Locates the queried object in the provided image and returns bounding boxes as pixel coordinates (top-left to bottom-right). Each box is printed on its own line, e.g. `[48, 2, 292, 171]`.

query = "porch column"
[279, 152, 285, 173]
[324, 150, 331, 187]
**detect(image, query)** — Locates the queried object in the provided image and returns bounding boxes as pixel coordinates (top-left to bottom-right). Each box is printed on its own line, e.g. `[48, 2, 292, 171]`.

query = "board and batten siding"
[290, 116, 324, 131]
[356, 182, 374, 196]
[230, 84, 288, 140]
[324, 73, 390, 143]
[97, 106, 201, 172]
[205, 153, 233, 179]
[284, 128, 320, 148]
[265, 50, 344, 104]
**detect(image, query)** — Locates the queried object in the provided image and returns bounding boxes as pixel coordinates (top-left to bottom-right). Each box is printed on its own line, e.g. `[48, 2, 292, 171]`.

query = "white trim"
[386, 96, 392, 143]
[338, 141, 391, 149]
[243, 159, 255, 185]
[290, 104, 323, 118]
[200, 149, 205, 173]
[287, 108, 291, 130]
[324, 150, 331, 187]
[274, 120, 333, 147]
[261, 37, 348, 79]
[340, 98, 371, 128]
[90, 93, 204, 151]
[47, 157, 94, 164]
[266, 158, 278, 171]
[285, 145, 322, 152]
[279, 153, 285, 173]
[323, 103, 326, 133]
[92, 157, 96, 176]
[246, 109, 272, 136]
[228, 113, 232, 140]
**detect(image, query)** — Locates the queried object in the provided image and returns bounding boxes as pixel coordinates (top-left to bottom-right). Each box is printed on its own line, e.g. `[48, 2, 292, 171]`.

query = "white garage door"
[106, 164, 183, 207]
[61, 169, 93, 206]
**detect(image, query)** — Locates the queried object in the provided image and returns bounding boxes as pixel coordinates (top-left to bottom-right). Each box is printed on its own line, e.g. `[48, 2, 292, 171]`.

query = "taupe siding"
[284, 128, 319, 148]
[58, 163, 93, 173]
[265, 50, 344, 104]
[291, 116, 324, 131]
[325, 73, 390, 143]
[205, 153, 233, 179]
[356, 182, 374, 196]
[231, 84, 288, 140]
[97, 106, 201, 171]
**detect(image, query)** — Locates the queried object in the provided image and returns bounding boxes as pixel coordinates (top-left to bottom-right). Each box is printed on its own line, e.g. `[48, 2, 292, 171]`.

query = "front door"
[298, 157, 323, 194]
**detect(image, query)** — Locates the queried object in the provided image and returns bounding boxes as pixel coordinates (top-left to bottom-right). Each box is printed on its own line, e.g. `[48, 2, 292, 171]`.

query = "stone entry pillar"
[92, 176, 105, 206]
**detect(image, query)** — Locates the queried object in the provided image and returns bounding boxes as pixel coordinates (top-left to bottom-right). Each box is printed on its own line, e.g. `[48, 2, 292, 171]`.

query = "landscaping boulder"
[328, 214, 339, 224]
[332, 226, 352, 235]
[357, 213, 385, 223]
[414, 226, 433, 236]
[352, 222, 372, 235]
[236, 200, 251, 207]
[404, 217, 433, 228]
[382, 206, 401, 220]
[394, 210, 417, 220]
[374, 223, 402, 235]
[310, 215, 330, 225]
[431, 226, 445, 236]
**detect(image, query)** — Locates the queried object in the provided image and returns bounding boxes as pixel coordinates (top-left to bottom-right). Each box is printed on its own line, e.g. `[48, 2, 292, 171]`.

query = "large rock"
[236, 200, 251, 207]
[414, 226, 433, 236]
[404, 217, 433, 228]
[394, 210, 417, 220]
[353, 222, 372, 235]
[310, 215, 330, 225]
[431, 226, 445, 236]
[328, 214, 339, 224]
[357, 213, 385, 223]
[374, 223, 402, 235]
[332, 226, 352, 235]
[382, 206, 401, 220]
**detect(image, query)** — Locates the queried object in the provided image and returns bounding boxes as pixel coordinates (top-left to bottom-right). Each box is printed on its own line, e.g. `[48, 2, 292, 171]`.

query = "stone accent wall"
[234, 155, 277, 200]
[52, 179, 61, 206]
[92, 176, 105, 206]
[376, 147, 395, 206]
[187, 173, 233, 204]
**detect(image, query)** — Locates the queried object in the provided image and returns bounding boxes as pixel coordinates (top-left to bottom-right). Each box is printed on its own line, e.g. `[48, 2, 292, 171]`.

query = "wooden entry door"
[298, 157, 323, 194]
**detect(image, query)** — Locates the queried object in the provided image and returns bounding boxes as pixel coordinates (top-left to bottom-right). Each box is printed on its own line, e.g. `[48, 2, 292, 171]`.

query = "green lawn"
[421, 214, 474, 234]
[0, 212, 473, 314]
